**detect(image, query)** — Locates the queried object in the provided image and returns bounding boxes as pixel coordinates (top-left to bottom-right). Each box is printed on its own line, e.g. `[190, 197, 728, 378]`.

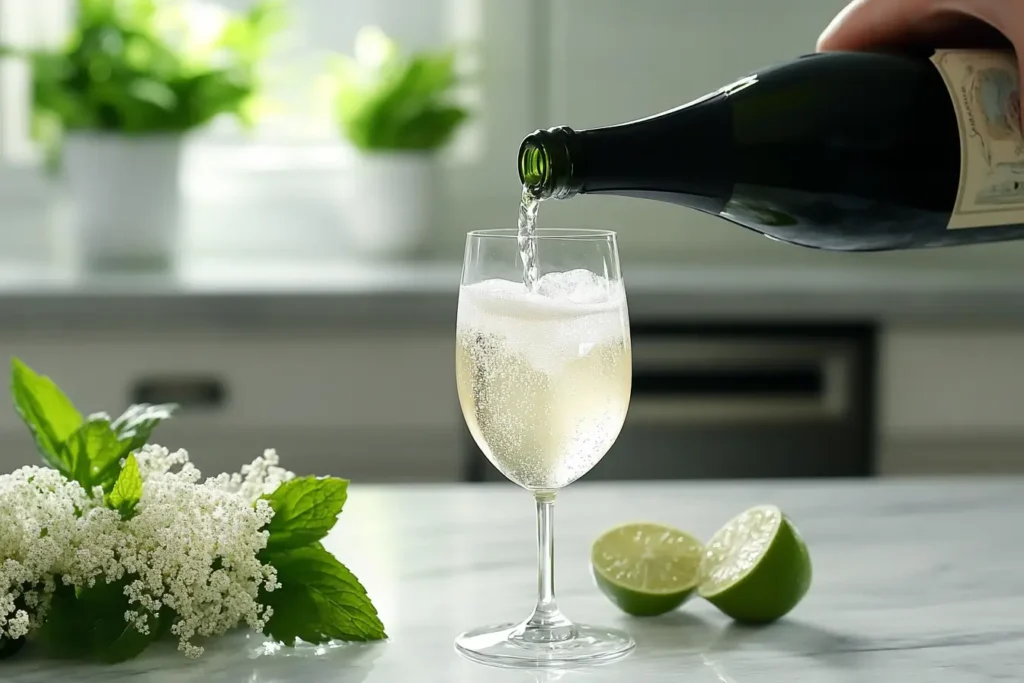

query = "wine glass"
[454, 228, 635, 668]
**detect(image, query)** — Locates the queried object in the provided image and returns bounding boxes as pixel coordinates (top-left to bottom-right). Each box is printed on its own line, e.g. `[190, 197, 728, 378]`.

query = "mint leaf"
[0, 636, 24, 659]
[110, 403, 176, 454]
[83, 588, 161, 664]
[36, 584, 93, 660]
[73, 405, 175, 493]
[261, 477, 348, 552]
[10, 358, 82, 472]
[62, 417, 122, 489]
[37, 580, 160, 663]
[8, 360, 174, 490]
[262, 544, 385, 645]
[108, 454, 143, 519]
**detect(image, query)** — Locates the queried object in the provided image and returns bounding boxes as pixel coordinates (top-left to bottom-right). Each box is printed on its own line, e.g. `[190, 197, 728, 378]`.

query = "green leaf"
[8, 0, 287, 142]
[80, 578, 161, 664]
[262, 544, 385, 646]
[108, 453, 143, 519]
[0, 636, 25, 659]
[397, 105, 468, 149]
[55, 404, 173, 492]
[110, 403, 175, 454]
[37, 579, 160, 663]
[331, 29, 468, 152]
[86, 403, 175, 491]
[63, 417, 122, 487]
[10, 358, 83, 473]
[261, 477, 348, 552]
[36, 584, 94, 660]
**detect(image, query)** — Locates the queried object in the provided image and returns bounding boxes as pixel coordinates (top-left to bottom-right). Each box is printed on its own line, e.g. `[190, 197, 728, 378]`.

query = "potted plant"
[4, 0, 285, 270]
[328, 26, 469, 259]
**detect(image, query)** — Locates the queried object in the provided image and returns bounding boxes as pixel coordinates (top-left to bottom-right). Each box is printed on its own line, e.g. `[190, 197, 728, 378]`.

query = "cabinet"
[4, 321, 1024, 480]
[0, 331, 464, 482]
[878, 326, 1024, 475]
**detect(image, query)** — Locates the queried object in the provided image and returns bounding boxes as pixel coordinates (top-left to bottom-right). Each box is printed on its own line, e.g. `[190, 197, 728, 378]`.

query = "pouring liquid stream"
[518, 187, 541, 290]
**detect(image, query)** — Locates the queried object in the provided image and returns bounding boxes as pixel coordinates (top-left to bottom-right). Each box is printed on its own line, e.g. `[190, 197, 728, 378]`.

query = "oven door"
[464, 324, 876, 481]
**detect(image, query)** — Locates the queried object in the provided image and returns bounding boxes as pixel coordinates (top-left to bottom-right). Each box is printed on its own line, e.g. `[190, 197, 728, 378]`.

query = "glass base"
[455, 622, 635, 669]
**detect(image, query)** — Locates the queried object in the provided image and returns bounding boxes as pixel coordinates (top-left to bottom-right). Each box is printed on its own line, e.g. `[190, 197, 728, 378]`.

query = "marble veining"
[3, 478, 1023, 681]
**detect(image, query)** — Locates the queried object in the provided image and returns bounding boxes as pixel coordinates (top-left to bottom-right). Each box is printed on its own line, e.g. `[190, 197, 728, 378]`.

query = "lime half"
[698, 505, 812, 624]
[591, 522, 704, 617]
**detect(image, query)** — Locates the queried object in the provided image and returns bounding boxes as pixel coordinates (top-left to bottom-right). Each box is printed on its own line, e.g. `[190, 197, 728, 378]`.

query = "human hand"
[818, 0, 1021, 56]
[818, 0, 1024, 123]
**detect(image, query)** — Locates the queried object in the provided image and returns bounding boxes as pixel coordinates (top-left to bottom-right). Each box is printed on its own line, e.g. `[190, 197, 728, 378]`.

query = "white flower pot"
[347, 152, 437, 259]
[64, 133, 183, 271]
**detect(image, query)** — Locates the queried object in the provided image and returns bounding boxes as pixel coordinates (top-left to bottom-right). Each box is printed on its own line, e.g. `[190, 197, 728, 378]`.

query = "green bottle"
[518, 50, 1024, 251]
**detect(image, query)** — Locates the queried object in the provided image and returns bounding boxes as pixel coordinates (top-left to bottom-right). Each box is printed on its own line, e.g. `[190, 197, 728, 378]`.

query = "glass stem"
[513, 490, 576, 644]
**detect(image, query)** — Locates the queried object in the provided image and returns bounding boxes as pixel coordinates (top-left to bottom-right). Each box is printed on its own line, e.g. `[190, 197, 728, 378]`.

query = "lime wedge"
[591, 522, 704, 617]
[698, 505, 812, 624]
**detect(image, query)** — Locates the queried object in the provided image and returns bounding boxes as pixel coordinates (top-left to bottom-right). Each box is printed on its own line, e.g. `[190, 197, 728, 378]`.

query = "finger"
[817, 0, 1008, 52]
[819, 0, 1024, 127]
[819, 0, 1024, 129]
[817, 0, 936, 51]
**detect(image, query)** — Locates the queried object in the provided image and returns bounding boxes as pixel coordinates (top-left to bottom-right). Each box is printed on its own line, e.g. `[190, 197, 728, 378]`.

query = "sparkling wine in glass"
[454, 228, 634, 668]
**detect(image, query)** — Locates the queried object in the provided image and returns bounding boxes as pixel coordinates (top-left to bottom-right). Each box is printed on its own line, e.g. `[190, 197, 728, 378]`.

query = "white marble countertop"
[3, 478, 1022, 681]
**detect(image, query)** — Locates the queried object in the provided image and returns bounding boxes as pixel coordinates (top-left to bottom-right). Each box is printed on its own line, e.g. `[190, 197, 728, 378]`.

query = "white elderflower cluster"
[0, 446, 296, 659]
[0, 466, 94, 638]
[207, 448, 295, 504]
[122, 445, 290, 658]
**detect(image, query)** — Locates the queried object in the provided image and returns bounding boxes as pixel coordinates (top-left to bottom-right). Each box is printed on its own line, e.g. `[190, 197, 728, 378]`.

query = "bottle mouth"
[518, 138, 551, 195]
[517, 127, 578, 199]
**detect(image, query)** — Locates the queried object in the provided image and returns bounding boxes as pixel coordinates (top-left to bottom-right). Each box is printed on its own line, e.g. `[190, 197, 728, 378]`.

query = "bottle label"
[931, 50, 1024, 229]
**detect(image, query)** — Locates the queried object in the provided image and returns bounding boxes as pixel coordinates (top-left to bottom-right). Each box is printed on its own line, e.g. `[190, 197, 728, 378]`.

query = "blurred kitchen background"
[2, 0, 1024, 483]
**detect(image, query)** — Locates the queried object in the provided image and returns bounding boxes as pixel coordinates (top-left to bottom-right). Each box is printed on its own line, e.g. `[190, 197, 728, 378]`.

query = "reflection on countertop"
[1, 479, 1023, 682]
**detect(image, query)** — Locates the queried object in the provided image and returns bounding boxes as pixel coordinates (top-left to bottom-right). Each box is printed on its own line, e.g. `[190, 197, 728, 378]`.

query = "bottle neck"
[518, 126, 582, 199]
[518, 95, 732, 213]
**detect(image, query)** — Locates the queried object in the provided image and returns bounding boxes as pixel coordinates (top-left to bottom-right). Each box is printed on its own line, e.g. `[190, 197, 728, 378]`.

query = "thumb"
[818, 0, 1024, 127]
[816, 0, 930, 52]
[817, 0, 874, 51]
[816, 0, 1007, 52]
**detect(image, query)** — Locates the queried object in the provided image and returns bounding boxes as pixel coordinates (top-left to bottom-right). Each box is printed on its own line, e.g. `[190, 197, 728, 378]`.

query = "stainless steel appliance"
[465, 323, 876, 481]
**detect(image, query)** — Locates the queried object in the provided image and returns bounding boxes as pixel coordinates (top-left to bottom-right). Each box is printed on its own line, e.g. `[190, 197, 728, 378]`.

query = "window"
[0, 0, 70, 163]
[0, 0, 510, 260]
[0, 0, 483, 169]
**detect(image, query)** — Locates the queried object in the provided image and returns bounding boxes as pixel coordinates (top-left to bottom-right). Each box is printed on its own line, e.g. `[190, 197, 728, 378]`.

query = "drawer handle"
[130, 376, 227, 411]
[633, 366, 823, 398]
[628, 358, 850, 424]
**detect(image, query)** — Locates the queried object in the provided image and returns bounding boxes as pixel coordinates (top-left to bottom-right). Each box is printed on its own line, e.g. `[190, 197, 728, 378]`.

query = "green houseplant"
[3, 0, 286, 270]
[327, 26, 470, 258]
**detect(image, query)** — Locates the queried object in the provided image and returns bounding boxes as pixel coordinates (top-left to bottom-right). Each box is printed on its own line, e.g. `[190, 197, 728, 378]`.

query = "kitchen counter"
[3, 479, 1022, 681]
[4, 258, 1024, 330]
